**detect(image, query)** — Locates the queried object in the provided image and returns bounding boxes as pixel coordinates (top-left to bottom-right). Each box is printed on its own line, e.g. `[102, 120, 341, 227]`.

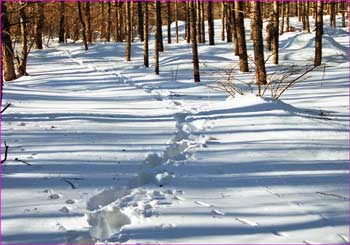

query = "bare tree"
[207, 1, 215, 45]
[59, 2, 65, 43]
[143, 2, 149, 67]
[126, 1, 131, 61]
[235, 1, 249, 72]
[106, 1, 112, 42]
[167, 1, 172, 44]
[16, 2, 29, 76]
[190, 0, 200, 82]
[86, 2, 92, 43]
[250, 1, 267, 87]
[35, 2, 44, 49]
[1, 2, 16, 81]
[272, 1, 279, 64]
[156, 1, 164, 52]
[175, 0, 179, 43]
[155, 0, 161, 74]
[77, 1, 88, 51]
[138, 2, 144, 42]
[314, 0, 323, 66]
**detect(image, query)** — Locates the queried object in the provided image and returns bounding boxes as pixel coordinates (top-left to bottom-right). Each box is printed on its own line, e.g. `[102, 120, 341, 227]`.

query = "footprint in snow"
[60, 206, 71, 214]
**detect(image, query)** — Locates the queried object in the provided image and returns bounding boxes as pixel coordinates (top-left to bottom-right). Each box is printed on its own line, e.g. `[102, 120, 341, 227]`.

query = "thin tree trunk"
[200, 2, 205, 43]
[106, 1, 112, 42]
[156, 1, 164, 51]
[167, 1, 171, 44]
[305, 1, 310, 32]
[226, 2, 232, 43]
[186, 1, 191, 43]
[86, 2, 92, 43]
[330, 2, 336, 27]
[197, 1, 201, 43]
[143, 2, 149, 67]
[250, 1, 267, 87]
[175, 0, 179, 43]
[208, 1, 215, 45]
[16, 2, 29, 76]
[190, 1, 200, 82]
[235, 1, 249, 72]
[221, 2, 225, 41]
[155, 0, 160, 74]
[286, 2, 290, 31]
[126, 1, 131, 61]
[138, 2, 144, 42]
[77, 1, 88, 51]
[59, 2, 65, 43]
[272, 1, 279, 64]
[100, 2, 105, 41]
[280, 2, 285, 35]
[1, 2, 16, 81]
[314, 0, 323, 66]
[35, 2, 44, 49]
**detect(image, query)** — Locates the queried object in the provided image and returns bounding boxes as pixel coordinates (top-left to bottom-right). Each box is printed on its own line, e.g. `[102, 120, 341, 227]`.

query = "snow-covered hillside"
[1, 17, 349, 244]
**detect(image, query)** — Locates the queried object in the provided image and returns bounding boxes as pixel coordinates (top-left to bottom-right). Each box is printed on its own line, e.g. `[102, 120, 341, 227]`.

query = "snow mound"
[88, 205, 131, 241]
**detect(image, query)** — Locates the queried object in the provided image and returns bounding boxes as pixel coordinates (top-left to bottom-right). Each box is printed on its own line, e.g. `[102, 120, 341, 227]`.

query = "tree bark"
[126, 1, 131, 61]
[138, 2, 144, 42]
[86, 2, 92, 43]
[226, 2, 232, 43]
[185, 1, 191, 43]
[1, 2, 16, 81]
[16, 2, 29, 76]
[221, 2, 225, 41]
[77, 1, 88, 51]
[59, 2, 65, 43]
[235, 1, 249, 72]
[314, 0, 323, 66]
[35, 2, 44, 49]
[200, 2, 205, 43]
[190, 1, 200, 82]
[156, 1, 164, 51]
[100, 2, 105, 41]
[167, 1, 171, 44]
[280, 2, 285, 35]
[155, 0, 160, 74]
[272, 1, 279, 64]
[208, 1, 215, 45]
[250, 1, 267, 86]
[144, 2, 149, 67]
[175, 0, 179, 43]
[286, 2, 290, 32]
[106, 1, 112, 42]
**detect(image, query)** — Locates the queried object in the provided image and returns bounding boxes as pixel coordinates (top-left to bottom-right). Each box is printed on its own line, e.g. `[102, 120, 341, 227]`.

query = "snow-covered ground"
[1, 17, 349, 244]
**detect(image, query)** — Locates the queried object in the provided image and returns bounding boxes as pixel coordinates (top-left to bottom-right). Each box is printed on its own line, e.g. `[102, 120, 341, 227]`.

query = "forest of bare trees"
[1, 1, 348, 84]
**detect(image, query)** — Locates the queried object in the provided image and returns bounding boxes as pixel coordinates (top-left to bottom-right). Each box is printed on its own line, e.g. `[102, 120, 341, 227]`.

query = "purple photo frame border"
[0, 0, 349, 244]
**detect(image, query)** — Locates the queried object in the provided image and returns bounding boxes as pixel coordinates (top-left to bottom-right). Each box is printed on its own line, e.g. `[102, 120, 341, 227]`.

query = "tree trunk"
[185, 1, 191, 43]
[314, 1, 323, 66]
[100, 2, 105, 41]
[1, 2, 16, 81]
[59, 2, 65, 43]
[221, 2, 225, 41]
[126, 1, 131, 61]
[144, 2, 149, 67]
[286, 2, 290, 31]
[86, 2, 92, 43]
[167, 1, 171, 44]
[330, 2, 336, 27]
[138, 2, 144, 42]
[226, 2, 232, 43]
[196, 1, 201, 43]
[250, 1, 267, 87]
[35, 2, 44, 49]
[200, 2, 205, 43]
[272, 1, 279, 64]
[106, 1, 112, 42]
[305, 1, 310, 32]
[235, 1, 249, 72]
[156, 1, 164, 51]
[280, 2, 285, 35]
[155, 1, 161, 74]
[77, 1, 88, 51]
[207, 1, 215, 45]
[190, 1, 200, 82]
[16, 2, 29, 76]
[175, 0, 179, 43]
[341, 2, 346, 28]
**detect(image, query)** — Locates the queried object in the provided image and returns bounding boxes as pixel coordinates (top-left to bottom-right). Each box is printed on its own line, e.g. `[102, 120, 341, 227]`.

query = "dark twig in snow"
[1, 103, 11, 114]
[316, 191, 348, 200]
[1, 141, 9, 164]
[61, 179, 77, 189]
[14, 158, 32, 166]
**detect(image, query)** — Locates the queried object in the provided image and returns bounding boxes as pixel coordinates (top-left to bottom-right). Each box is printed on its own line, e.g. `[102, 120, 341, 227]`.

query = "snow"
[1, 16, 349, 244]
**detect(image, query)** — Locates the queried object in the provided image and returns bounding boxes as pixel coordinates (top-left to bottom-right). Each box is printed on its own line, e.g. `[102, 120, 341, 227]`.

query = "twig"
[316, 191, 348, 200]
[61, 179, 77, 189]
[1, 141, 9, 164]
[14, 158, 32, 166]
[1, 103, 12, 114]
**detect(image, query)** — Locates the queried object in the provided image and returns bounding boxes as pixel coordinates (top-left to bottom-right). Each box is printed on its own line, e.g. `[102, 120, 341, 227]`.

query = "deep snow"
[1, 16, 349, 244]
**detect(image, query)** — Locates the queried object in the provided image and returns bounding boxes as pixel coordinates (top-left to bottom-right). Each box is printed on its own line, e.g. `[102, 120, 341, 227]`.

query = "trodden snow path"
[1, 18, 349, 244]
